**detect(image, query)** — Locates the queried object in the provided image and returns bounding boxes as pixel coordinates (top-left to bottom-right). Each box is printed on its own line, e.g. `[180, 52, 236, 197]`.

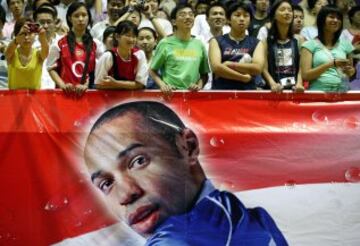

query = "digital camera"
[279, 77, 295, 88]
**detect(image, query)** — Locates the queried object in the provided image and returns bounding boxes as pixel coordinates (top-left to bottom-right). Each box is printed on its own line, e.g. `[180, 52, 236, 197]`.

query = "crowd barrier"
[0, 90, 359, 245]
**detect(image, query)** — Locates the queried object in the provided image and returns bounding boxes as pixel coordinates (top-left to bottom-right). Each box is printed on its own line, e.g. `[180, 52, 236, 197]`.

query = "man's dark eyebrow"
[117, 143, 144, 159]
[91, 170, 102, 183]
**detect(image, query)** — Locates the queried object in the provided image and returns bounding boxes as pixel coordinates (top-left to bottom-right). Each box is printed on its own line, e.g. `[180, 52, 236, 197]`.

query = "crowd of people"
[0, 0, 359, 95]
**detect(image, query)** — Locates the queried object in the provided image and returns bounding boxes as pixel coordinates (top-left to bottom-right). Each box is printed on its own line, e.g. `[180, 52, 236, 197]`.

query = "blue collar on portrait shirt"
[195, 179, 216, 205]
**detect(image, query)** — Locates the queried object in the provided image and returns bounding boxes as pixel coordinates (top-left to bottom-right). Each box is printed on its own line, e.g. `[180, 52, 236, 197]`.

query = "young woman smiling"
[95, 20, 148, 89]
[262, 0, 304, 92]
[301, 6, 355, 92]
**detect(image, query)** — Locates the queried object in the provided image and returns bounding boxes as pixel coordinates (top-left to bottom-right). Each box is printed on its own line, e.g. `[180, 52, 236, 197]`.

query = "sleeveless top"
[267, 38, 299, 89]
[8, 49, 43, 90]
[212, 34, 259, 90]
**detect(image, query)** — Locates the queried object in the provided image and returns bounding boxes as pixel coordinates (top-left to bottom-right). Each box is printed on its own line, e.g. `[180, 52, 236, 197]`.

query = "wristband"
[333, 58, 336, 67]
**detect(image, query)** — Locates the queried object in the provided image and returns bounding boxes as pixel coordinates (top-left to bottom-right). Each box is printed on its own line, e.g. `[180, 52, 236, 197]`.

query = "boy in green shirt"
[150, 3, 210, 96]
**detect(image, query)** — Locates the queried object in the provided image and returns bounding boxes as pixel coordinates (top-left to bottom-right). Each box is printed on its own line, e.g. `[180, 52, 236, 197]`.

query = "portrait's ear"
[176, 128, 200, 165]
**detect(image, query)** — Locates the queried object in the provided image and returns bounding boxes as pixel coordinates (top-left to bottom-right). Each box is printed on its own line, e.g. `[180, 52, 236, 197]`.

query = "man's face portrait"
[84, 111, 200, 236]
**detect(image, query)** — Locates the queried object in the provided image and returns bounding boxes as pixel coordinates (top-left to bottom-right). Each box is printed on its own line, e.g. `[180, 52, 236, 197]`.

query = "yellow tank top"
[8, 48, 43, 90]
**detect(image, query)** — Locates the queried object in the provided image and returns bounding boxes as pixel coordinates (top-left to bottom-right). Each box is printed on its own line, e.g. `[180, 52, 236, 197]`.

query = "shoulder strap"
[291, 38, 300, 77]
[108, 49, 120, 80]
[80, 40, 94, 86]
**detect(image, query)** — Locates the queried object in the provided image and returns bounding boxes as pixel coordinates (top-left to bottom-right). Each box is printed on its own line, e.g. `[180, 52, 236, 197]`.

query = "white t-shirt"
[34, 34, 63, 89]
[191, 14, 230, 42]
[257, 26, 268, 41]
[138, 18, 173, 36]
[301, 26, 318, 41]
[340, 29, 354, 42]
[90, 19, 110, 42]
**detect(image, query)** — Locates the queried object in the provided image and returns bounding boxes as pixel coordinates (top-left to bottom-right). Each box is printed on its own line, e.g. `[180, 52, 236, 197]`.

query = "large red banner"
[0, 90, 360, 246]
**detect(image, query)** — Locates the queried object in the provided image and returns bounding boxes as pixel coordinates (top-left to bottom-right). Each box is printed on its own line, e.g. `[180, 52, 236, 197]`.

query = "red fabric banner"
[0, 90, 360, 245]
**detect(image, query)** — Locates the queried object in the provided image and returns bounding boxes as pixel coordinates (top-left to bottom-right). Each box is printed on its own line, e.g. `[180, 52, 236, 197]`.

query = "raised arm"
[38, 26, 49, 61]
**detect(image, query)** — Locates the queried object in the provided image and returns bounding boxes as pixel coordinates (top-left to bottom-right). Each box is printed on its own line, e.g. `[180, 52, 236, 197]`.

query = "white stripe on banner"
[53, 183, 360, 246]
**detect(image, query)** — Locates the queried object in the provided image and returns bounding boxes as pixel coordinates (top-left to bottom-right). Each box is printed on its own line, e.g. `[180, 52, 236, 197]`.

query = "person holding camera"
[6, 18, 49, 89]
[138, 0, 173, 39]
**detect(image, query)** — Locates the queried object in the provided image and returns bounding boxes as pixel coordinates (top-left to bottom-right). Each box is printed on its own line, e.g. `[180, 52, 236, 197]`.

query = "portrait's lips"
[128, 205, 160, 234]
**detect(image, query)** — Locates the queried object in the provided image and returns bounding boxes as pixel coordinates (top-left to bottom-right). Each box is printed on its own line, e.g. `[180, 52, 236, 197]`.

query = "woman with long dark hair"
[262, 0, 304, 92]
[301, 5, 355, 92]
[47, 1, 103, 96]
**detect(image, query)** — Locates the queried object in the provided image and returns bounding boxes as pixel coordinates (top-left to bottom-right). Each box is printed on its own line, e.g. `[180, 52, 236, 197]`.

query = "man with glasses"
[150, 4, 210, 96]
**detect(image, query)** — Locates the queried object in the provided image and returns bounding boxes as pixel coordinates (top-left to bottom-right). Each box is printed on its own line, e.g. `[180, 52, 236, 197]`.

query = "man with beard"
[91, 0, 125, 41]
[84, 100, 288, 246]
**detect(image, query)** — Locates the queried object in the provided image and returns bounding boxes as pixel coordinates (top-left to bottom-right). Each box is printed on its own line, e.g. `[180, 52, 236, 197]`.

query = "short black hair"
[89, 101, 186, 154]
[226, 2, 253, 20]
[292, 4, 304, 13]
[115, 20, 138, 36]
[196, 0, 209, 9]
[317, 5, 343, 46]
[0, 5, 6, 25]
[14, 17, 33, 36]
[107, 0, 124, 4]
[170, 3, 193, 20]
[138, 26, 158, 40]
[205, 2, 226, 18]
[102, 25, 116, 43]
[33, 3, 58, 20]
[7, 0, 24, 7]
[307, 0, 329, 11]
[349, 5, 360, 25]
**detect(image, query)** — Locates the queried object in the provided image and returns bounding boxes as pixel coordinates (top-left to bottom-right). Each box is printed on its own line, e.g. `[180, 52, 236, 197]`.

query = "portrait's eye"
[129, 155, 149, 170]
[98, 178, 114, 194]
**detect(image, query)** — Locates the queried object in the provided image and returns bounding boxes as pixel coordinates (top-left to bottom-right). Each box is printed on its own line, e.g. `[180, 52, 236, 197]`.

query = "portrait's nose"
[116, 176, 144, 206]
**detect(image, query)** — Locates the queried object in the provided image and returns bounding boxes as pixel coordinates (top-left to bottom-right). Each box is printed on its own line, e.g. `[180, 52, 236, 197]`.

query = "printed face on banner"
[84, 112, 199, 237]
